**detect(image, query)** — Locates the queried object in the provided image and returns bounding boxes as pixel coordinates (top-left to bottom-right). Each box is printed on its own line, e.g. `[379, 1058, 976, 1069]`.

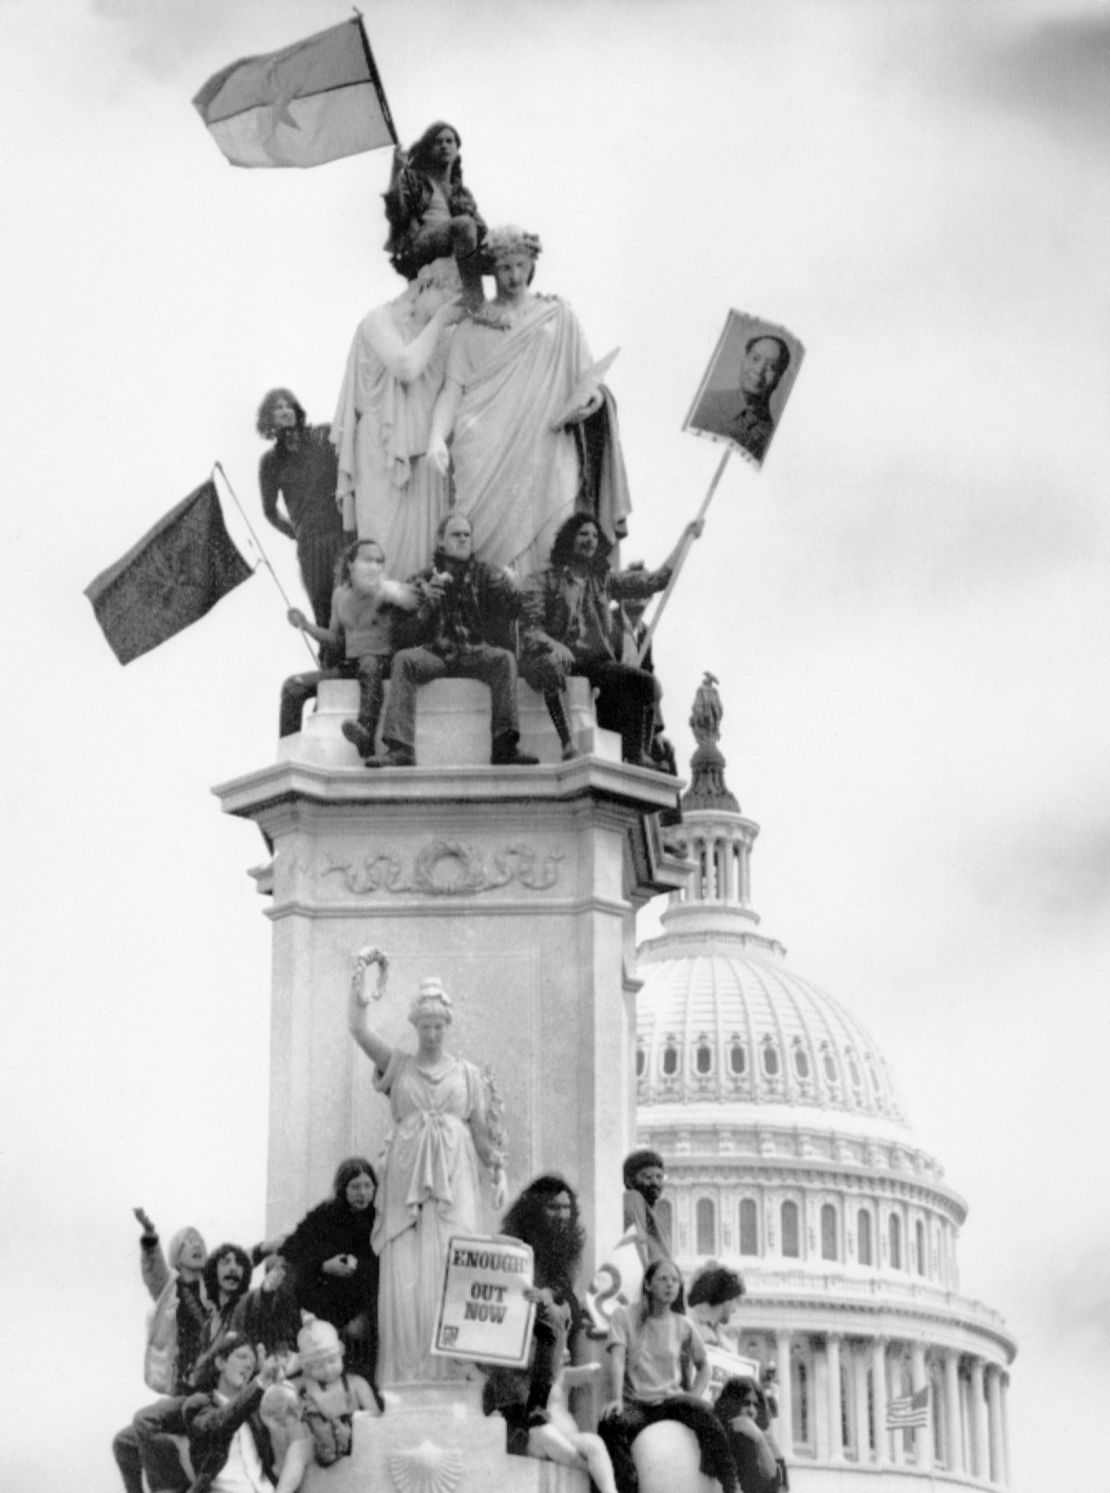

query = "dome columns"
[774, 1327, 794, 1451]
[910, 1343, 931, 1470]
[870, 1337, 890, 1467]
[850, 1341, 871, 1464]
[987, 1365, 1007, 1485]
[969, 1358, 990, 1479]
[943, 1349, 965, 1475]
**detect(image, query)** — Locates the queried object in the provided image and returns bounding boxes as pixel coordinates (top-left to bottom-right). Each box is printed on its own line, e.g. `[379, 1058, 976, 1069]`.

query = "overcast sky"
[3, 2, 1109, 1489]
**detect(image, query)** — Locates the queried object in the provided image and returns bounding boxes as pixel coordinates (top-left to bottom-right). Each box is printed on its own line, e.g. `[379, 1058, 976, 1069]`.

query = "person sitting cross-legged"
[373, 512, 537, 769]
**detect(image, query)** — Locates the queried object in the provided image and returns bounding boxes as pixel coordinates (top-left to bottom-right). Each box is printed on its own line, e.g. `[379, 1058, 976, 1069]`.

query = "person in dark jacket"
[278, 1158, 381, 1398]
[374, 512, 537, 768]
[483, 1174, 588, 1447]
[203, 1244, 252, 1337]
[714, 1377, 782, 1493]
[183, 1331, 311, 1493]
[381, 119, 487, 298]
[257, 388, 348, 628]
[230, 1255, 303, 1361]
[521, 514, 699, 764]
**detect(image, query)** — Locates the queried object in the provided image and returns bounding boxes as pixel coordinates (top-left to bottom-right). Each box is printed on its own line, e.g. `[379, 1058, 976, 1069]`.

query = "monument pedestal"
[214, 688, 688, 1274]
[301, 1384, 590, 1493]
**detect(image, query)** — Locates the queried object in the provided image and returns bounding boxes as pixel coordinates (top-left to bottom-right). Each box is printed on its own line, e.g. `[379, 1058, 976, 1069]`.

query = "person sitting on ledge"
[713, 1377, 782, 1493]
[382, 120, 487, 302]
[112, 1210, 212, 1493]
[230, 1254, 303, 1364]
[687, 1262, 746, 1351]
[373, 512, 538, 769]
[599, 1260, 736, 1493]
[283, 538, 417, 759]
[278, 1157, 382, 1398]
[520, 514, 701, 764]
[183, 1332, 312, 1493]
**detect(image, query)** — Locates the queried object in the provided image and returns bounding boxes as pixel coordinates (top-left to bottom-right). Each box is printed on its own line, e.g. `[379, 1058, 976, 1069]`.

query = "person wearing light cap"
[112, 1210, 213, 1493]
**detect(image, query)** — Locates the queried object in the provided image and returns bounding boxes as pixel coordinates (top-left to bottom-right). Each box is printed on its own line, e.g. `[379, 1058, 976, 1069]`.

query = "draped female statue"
[348, 953, 508, 1384]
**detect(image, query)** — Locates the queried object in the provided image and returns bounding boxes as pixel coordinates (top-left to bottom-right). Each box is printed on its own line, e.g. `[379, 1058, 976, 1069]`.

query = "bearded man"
[484, 1175, 588, 1452]
[622, 1149, 677, 1274]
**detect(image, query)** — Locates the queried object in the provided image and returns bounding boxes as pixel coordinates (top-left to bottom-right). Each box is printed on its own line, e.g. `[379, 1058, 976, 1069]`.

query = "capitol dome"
[634, 676, 1015, 1490]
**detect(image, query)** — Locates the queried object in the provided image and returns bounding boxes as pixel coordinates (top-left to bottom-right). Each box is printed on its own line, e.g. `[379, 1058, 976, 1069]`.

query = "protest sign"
[684, 309, 805, 469]
[705, 1344, 763, 1395]
[432, 1235, 536, 1366]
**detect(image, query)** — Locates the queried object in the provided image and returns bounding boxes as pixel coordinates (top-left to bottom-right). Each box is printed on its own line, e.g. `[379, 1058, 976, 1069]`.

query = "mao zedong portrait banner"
[684, 310, 805, 469]
[433, 1236, 537, 1367]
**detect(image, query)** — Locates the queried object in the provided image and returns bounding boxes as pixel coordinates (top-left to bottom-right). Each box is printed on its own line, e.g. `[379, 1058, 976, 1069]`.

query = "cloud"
[88, 0, 272, 78]
[1052, 1244, 1110, 1347]
[975, 9, 1110, 148]
[970, 804, 1110, 926]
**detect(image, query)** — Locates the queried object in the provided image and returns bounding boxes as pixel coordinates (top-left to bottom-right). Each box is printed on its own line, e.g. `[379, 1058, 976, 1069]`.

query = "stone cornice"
[652, 1155, 967, 1220]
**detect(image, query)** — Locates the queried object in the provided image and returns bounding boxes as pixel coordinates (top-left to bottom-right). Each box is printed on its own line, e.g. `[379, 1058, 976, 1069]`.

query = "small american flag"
[886, 1385, 930, 1429]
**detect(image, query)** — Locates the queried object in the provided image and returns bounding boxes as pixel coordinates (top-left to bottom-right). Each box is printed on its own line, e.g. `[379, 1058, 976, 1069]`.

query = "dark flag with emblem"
[85, 480, 253, 665]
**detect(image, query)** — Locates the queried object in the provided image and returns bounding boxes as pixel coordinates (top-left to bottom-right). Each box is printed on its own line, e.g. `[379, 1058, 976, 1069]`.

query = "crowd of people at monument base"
[261, 119, 703, 777]
[113, 1147, 785, 1493]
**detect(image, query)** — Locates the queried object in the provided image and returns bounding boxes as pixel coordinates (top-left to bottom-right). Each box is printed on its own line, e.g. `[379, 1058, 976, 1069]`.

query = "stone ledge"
[280, 676, 621, 770]
[300, 1383, 590, 1493]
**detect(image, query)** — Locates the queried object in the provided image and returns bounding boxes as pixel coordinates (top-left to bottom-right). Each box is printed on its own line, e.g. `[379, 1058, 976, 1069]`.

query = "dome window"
[857, 1208, 873, 1265]
[820, 1044, 838, 1083]
[845, 1049, 862, 1088]
[865, 1053, 881, 1091]
[695, 1198, 717, 1254]
[889, 1213, 903, 1270]
[761, 1038, 780, 1078]
[792, 1041, 811, 1080]
[662, 1042, 679, 1077]
[820, 1203, 838, 1261]
[635, 1046, 645, 1078]
[729, 1040, 747, 1076]
[694, 1038, 713, 1076]
[739, 1198, 759, 1255]
[781, 1199, 800, 1258]
[915, 1219, 926, 1277]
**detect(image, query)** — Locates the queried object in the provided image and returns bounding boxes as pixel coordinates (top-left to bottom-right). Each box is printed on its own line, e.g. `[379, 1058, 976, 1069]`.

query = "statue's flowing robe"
[446, 297, 594, 579]
[331, 303, 452, 582]
[371, 1051, 485, 1384]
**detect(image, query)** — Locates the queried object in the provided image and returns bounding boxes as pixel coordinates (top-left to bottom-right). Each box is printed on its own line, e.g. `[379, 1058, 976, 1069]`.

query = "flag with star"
[192, 17, 396, 169]
[85, 480, 253, 665]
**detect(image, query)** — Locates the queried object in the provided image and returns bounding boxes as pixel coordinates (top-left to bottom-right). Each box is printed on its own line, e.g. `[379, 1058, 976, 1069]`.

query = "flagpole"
[635, 445, 733, 666]
[352, 9, 399, 146]
[212, 462, 320, 666]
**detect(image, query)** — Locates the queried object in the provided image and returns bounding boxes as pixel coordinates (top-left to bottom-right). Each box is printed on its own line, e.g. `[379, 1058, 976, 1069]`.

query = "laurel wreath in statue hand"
[352, 946, 388, 1004]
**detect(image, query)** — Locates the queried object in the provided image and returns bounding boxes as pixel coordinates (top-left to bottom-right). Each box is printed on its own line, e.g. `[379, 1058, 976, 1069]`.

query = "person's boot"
[544, 690, 578, 760]
[345, 675, 384, 762]
[491, 732, 538, 767]
[341, 719, 374, 757]
[367, 740, 415, 768]
[626, 706, 657, 768]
